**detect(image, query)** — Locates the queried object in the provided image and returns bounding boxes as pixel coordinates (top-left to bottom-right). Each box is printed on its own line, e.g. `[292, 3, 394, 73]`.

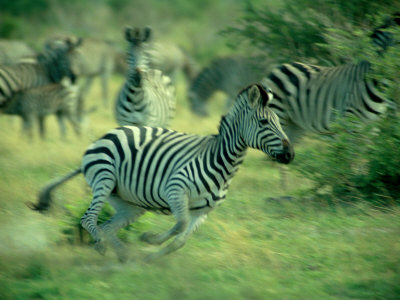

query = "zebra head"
[124, 26, 152, 70]
[41, 36, 82, 84]
[238, 84, 294, 164]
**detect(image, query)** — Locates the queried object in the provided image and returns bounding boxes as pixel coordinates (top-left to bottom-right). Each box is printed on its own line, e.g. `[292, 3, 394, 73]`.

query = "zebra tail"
[26, 168, 82, 213]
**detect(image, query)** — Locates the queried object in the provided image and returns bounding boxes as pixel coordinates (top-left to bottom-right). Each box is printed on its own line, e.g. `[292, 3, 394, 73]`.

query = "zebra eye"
[259, 119, 269, 126]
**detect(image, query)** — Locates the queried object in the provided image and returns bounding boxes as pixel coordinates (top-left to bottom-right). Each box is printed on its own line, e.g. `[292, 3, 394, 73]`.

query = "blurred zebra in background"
[1, 77, 80, 140]
[29, 84, 294, 262]
[0, 39, 36, 65]
[188, 56, 268, 116]
[260, 13, 399, 188]
[146, 41, 198, 83]
[263, 60, 390, 142]
[46, 37, 117, 119]
[115, 40, 198, 84]
[263, 13, 400, 143]
[0, 38, 79, 107]
[370, 12, 400, 53]
[115, 26, 175, 127]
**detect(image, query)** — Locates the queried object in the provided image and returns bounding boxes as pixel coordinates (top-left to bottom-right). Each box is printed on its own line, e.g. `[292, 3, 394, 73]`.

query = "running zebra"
[29, 84, 294, 262]
[262, 60, 390, 142]
[115, 26, 175, 127]
[0, 38, 79, 107]
[1, 77, 80, 140]
[189, 56, 268, 116]
[260, 13, 400, 141]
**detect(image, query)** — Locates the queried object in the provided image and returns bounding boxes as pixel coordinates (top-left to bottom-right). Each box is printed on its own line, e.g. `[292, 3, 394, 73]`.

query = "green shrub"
[222, 0, 400, 63]
[58, 200, 150, 245]
[294, 112, 400, 205]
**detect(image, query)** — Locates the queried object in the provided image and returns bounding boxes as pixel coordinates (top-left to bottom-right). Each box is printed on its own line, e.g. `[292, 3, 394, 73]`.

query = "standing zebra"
[0, 38, 79, 107]
[29, 84, 294, 262]
[115, 26, 175, 127]
[1, 77, 80, 140]
[188, 56, 268, 116]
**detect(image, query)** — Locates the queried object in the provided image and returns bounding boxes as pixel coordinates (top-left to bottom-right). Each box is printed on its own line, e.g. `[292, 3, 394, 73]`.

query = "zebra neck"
[215, 114, 248, 169]
[18, 64, 49, 87]
[126, 50, 149, 87]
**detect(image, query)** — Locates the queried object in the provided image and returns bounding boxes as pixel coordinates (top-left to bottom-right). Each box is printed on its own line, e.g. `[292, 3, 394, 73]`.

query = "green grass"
[0, 74, 399, 300]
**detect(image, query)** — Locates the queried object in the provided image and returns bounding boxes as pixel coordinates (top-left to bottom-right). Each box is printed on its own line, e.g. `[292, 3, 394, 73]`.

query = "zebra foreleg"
[144, 213, 208, 263]
[21, 115, 34, 141]
[99, 195, 145, 262]
[37, 116, 46, 139]
[140, 193, 189, 245]
[56, 111, 67, 138]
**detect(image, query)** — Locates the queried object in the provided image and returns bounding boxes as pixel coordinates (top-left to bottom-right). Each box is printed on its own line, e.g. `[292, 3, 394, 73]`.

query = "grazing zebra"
[29, 84, 294, 262]
[115, 26, 175, 127]
[0, 39, 36, 65]
[0, 38, 79, 107]
[1, 77, 80, 140]
[188, 56, 268, 116]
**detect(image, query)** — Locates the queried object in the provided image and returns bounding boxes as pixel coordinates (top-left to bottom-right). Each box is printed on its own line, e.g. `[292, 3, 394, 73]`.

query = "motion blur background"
[0, 1, 399, 299]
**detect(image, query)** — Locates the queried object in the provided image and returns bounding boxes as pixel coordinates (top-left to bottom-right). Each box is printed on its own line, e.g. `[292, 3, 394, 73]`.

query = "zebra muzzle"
[275, 139, 294, 164]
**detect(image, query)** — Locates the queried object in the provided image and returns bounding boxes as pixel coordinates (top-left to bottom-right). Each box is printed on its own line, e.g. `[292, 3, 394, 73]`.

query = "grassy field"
[0, 75, 399, 300]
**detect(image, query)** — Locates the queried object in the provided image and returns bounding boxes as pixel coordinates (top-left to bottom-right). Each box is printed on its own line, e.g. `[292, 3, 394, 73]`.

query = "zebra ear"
[124, 26, 135, 41]
[248, 85, 261, 108]
[144, 26, 152, 42]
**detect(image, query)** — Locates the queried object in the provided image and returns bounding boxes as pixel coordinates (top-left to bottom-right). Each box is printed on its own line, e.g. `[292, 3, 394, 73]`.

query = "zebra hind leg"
[99, 195, 145, 262]
[80, 178, 115, 257]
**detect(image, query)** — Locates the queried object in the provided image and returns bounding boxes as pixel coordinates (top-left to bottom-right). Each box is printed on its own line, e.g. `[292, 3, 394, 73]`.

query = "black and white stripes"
[31, 83, 294, 262]
[263, 60, 389, 141]
[0, 39, 79, 107]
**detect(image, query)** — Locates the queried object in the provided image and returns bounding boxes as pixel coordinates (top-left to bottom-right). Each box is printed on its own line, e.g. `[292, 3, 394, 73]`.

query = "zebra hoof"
[143, 252, 158, 264]
[116, 251, 129, 263]
[94, 240, 107, 256]
[114, 245, 129, 263]
[140, 232, 162, 245]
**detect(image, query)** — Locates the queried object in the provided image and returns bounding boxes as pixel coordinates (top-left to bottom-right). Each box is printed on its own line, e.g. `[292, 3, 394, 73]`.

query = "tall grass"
[0, 72, 399, 299]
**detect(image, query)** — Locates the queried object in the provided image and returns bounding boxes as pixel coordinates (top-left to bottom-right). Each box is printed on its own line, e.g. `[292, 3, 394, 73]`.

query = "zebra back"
[263, 60, 389, 139]
[0, 38, 79, 107]
[0, 39, 36, 65]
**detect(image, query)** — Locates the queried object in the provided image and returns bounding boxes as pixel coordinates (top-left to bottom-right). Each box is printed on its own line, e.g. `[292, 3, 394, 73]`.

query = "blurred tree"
[222, 0, 400, 64]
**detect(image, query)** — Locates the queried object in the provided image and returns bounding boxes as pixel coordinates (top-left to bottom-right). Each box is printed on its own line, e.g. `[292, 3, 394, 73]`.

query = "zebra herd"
[2, 12, 396, 262]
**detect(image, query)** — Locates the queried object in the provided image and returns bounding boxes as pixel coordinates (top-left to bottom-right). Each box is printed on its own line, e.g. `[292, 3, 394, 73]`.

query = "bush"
[58, 200, 150, 245]
[222, 0, 400, 64]
[291, 14, 400, 206]
[294, 112, 400, 205]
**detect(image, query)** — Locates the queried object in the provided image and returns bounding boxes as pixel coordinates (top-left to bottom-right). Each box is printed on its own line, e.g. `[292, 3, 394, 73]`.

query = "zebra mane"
[237, 83, 271, 107]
